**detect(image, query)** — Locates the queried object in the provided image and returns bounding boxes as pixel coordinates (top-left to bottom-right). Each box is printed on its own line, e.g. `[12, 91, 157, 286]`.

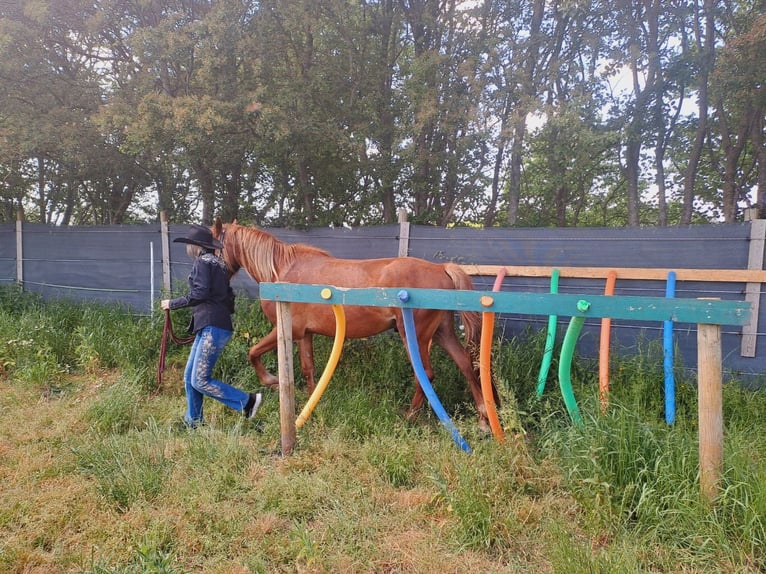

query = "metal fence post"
[160, 211, 171, 293]
[15, 210, 23, 287]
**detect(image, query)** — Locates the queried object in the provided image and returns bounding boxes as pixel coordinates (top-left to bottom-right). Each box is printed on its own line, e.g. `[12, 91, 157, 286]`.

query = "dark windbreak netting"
[1, 221, 762, 383]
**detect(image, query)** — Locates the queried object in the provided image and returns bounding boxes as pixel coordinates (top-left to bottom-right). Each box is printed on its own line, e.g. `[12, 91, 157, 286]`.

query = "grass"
[1, 285, 765, 572]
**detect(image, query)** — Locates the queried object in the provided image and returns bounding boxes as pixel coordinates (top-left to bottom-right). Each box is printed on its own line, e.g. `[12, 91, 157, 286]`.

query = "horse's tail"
[444, 262, 501, 408]
[443, 263, 481, 351]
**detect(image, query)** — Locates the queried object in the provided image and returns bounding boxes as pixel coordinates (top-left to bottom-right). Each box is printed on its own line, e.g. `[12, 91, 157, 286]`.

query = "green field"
[1, 286, 764, 573]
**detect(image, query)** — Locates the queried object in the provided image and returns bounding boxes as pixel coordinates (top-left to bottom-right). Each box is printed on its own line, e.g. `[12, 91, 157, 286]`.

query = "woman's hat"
[173, 224, 223, 250]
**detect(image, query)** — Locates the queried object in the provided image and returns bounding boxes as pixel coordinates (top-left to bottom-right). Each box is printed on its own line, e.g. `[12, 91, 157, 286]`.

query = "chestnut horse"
[212, 220, 498, 431]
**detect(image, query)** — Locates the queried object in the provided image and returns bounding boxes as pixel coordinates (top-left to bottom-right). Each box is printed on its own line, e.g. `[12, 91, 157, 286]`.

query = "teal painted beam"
[259, 283, 751, 326]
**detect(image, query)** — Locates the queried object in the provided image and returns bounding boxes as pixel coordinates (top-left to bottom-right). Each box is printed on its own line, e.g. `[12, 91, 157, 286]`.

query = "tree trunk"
[220, 167, 241, 224]
[376, 0, 397, 223]
[195, 161, 215, 225]
[682, 0, 714, 225]
[297, 156, 314, 224]
[109, 178, 133, 224]
[507, 113, 526, 225]
[717, 99, 752, 223]
[624, 138, 641, 226]
[484, 138, 506, 227]
[754, 114, 766, 217]
[485, 93, 511, 227]
[507, 0, 544, 226]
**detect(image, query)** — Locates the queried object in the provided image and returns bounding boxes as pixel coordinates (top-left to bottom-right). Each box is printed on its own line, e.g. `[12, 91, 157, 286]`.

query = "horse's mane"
[225, 224, 330, 283]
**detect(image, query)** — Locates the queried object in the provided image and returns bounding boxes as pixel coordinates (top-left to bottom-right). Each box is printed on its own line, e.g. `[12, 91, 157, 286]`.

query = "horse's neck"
[231, 226, 329, 283]
[239, 228, 284, 283]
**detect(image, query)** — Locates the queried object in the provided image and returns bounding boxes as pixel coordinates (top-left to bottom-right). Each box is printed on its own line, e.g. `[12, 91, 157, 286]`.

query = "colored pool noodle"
[558, 300, 589, 426]
[296, 303, 346, 429]
[599, 270, 617, 412]
[664, 271, 676, 425]
[536, 268, 560, 397]
[479, 268, 507, 442]
[399, 292, 472, 453]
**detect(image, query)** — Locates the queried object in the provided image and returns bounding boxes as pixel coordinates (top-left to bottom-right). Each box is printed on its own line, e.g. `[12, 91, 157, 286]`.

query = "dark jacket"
[169, 252, 235, 333]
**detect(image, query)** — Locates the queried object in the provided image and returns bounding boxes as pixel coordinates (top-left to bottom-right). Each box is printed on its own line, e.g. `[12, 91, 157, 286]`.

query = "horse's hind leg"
[298, 334, 317, 393]
[395, 313, 438, 422]
[433, 315, 494, 433]
[248, 329, 280, 389]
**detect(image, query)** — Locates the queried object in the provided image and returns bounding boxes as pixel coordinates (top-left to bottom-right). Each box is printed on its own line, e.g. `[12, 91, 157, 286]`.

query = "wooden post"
[15, 210, 23, 286]
[276, 300, 296, 455]
[160, 211, 172, 292]
[697, 322, 723, 503]
[741, 219, 765, 357]
[397, 208, 410, 258]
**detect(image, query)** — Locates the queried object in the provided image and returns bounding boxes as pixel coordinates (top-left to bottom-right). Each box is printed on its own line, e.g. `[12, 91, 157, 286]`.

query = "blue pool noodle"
[399, 291, 472, 453]
[664, 271, 676, 425]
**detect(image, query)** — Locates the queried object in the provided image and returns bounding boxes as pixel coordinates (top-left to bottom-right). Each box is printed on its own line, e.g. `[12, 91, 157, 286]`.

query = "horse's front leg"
[298, 334, 316, 393]
[248, 329, 280, 389]
[405, 382, 428, 423]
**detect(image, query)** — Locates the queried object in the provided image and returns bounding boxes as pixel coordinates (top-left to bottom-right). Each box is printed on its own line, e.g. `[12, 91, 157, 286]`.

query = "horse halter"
[215, 226, 235, 277]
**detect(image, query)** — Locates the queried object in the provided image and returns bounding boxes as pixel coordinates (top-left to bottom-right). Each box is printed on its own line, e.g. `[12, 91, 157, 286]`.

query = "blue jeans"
[183, 326, 250, 427]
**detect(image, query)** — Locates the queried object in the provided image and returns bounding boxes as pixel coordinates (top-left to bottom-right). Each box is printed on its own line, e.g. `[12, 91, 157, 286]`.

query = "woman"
[161, 224, 261, 427]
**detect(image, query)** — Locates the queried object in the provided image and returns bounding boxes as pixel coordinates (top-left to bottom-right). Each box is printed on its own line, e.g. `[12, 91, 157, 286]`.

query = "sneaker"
[245, 392, 262, 419]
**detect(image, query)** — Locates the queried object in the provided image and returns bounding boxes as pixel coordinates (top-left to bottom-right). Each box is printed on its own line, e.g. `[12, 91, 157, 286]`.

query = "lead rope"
[157, 308, 195, 388]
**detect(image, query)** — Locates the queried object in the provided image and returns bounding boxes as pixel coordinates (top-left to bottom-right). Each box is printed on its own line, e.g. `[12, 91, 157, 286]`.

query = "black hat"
[173, 224, 223, 250]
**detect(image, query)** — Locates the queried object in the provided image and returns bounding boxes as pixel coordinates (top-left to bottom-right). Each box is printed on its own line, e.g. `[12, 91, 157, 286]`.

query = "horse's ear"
[232, 218, 238, 225]
[213, 217, 223, 238]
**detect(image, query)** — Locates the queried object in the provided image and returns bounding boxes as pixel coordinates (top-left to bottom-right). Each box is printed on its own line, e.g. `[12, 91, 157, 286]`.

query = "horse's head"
[211, 219, 283, 283]
[212, 218, 241, 276]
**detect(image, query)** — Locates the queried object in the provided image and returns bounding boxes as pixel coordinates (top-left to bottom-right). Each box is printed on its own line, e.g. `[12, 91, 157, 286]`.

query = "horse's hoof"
[404, 409, 421, 423]
[478, 419, 492, 434]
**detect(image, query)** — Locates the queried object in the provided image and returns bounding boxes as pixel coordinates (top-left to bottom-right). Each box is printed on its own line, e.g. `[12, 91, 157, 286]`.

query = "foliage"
[0, 287, 158, 387]
[1, 0, 764, 227]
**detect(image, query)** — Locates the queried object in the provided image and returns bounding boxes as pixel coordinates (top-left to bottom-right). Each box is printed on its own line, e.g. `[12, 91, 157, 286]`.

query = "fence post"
[160, 211, 171, 293]
[698, 321, 723, 503]
[741, 218, 765, 357]
[15, 210, 23, 287]
[276, 300, 296, 455]
[398, 208, 410, 257]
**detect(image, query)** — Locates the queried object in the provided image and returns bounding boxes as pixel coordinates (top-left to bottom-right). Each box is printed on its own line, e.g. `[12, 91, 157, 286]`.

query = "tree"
[1, 0, 763, 227]
[710, 8, 766, 221]
[678, 0, 715, 224]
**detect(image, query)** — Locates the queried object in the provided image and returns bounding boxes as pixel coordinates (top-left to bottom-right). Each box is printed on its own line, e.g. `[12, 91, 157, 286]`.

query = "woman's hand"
[160, 299, 170, 310]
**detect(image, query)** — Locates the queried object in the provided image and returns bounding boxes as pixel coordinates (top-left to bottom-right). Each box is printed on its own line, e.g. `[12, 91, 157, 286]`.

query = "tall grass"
[1, 285, 766, 572]
[538, 343, 766, 570]
[0, 287, 160, 388]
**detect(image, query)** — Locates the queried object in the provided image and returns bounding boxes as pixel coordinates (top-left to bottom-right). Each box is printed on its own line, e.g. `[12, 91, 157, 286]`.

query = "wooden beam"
[397, 208, 410, 258]
[460, 264, 766, 284]
[160, 211, 171, 293]
[259, 283, 752, 326]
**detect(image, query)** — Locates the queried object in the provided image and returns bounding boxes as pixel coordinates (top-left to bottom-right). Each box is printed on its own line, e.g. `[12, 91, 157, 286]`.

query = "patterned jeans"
[183, 326, 250, 426]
